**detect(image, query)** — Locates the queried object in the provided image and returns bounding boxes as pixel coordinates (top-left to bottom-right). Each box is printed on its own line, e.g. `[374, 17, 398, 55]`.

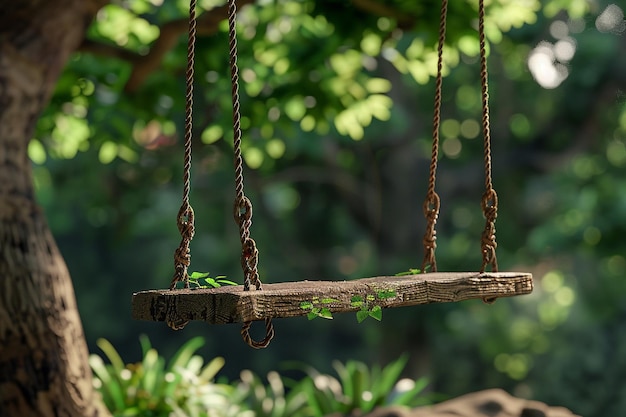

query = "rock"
[346, 389, 580, 417]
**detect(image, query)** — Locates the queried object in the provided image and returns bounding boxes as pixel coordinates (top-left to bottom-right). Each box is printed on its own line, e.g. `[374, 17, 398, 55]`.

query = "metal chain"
[478, 0, 499, 273]
[227, 0, 274, 349]
[167, 0, 198, 330]
[421, 0, 448, 273]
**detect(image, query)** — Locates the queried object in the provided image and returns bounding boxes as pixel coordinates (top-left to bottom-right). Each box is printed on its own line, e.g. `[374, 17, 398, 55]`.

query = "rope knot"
[170, 204, 195, 290]
[233, 196, 253, 225]
[480, 188, 499, 273]
[242, 237, 258, 260]
[177, 206, 195, 236]
[422, 192, 441, 217]
[481, 189, 498, 219]
[421, 191, 440, 272]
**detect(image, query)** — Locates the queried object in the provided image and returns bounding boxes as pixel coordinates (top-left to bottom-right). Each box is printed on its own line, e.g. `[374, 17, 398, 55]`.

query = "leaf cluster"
[91, 337, 432, 417]
[186, 271, 237, 289]
[89, 336, 240, 416]
[299, 289, 397, 322]
[351, 290, 397, 323]
[300, 297, 339, 320]
[293, 355, 430, 416]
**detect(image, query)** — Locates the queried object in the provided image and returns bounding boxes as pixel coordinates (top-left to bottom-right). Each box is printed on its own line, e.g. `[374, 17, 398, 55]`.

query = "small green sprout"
[300, 290, 397, 322]
[395, 266, 429, 276]
[351, 290, 397, 323]
[299, 297, 338, 320]
[187, 272, 237, 288]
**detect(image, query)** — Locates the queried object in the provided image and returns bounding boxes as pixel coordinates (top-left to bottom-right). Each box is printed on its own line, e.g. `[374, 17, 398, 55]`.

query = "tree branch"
[78, 0, 255, 92]
[350, 0, 415, 28]
[79, 38, 140, 62]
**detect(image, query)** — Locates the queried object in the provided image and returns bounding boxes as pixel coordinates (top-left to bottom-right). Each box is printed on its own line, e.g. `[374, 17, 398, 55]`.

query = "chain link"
[227, 0, 274, 349]
[421, 0, 448, 273]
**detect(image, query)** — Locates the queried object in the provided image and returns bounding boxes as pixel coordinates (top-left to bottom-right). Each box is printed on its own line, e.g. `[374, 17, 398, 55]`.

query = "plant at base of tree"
[89, 335, 244, 417]
[92, 337, 431, 417]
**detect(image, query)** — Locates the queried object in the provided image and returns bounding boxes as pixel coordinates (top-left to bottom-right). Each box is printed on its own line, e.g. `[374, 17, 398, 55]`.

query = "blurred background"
[31, 0, 626, 415]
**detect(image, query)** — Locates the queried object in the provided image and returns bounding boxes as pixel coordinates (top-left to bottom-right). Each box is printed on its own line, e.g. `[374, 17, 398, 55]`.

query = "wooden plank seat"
[132, 272, 533, 325]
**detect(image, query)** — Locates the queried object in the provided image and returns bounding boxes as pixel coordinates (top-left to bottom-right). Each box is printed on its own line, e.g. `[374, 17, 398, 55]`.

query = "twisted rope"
[421, 0, 448, 273]
[478, 0, 499, 274]
[227, 0, 274, 348]
[167, 0, 198, 330]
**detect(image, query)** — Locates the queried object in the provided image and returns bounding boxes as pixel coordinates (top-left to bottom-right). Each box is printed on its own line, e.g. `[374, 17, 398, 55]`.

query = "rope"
[227, 0, 274, 349]
[167, 0, 198, 330]
[421, 0, 448, 273]
[478, 0, 499, 274]
[169, 0, 197, 293]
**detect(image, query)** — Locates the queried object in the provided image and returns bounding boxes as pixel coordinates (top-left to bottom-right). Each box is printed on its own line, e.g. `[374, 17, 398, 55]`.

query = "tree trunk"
[0, 1, 110, 416]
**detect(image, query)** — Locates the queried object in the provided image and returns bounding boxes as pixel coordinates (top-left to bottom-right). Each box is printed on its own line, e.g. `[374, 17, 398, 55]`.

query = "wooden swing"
[132, 0, 533, 348]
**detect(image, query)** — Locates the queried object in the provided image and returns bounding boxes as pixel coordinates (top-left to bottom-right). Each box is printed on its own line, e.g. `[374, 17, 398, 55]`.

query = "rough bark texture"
[0, 0, 110, 416]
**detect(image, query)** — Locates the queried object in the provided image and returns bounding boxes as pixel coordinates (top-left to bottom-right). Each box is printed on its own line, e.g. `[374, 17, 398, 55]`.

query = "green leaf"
[321, 297, 339, 304]
[89, 354, 126, 411]
[366, 294, 375, 301]
[300, 301, 314, 310]
[332, 361, 353, 408]
[307, 311, 319, 320]
[377, 289, 396, 299]
[378, 355, 410, 403]
[189, 271, 210, 279]
[319, 307, 334, 319]
[205, 277, 219, 288]
[350, 295, 363, 307]
[369, 305, 383, 321]
[96, 338, 125, 374]
[138, 334, 152, 357]
[140, 348, 160, 394]
[166, 336, 205, 374]
[217, 279, 238, 286]
[356, 310, 369, 323]
[395, 268, 422, 276]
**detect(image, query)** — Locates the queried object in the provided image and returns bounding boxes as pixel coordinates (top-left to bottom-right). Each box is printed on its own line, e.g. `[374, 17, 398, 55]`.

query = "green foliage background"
[32, 0, 626, 415]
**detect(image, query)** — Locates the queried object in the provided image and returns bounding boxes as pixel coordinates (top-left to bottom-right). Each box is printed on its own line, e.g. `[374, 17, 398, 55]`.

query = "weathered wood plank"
[132, 272, 533, 324]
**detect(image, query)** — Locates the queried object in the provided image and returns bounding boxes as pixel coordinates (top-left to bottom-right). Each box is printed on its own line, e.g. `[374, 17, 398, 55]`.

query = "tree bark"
[0, 0, 110, 416]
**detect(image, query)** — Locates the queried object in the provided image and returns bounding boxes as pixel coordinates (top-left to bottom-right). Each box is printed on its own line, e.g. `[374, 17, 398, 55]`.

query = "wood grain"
[132, 272, 533, 324]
